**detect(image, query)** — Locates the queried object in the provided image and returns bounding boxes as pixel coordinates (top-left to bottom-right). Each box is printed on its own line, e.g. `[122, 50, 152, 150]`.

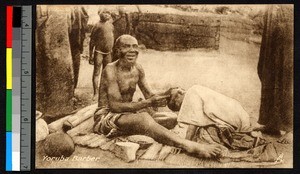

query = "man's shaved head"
[113, 35, 139, 65]
[115, 35, 138, 49]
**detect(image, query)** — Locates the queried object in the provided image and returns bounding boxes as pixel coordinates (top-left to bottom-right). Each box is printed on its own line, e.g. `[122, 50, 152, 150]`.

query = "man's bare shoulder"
[135, 63, 144, 71]
[95, 21, 104, 27]
[103, 62, 117, 77]
[91, 22, 99, 29]
[135, 63, 146, 77]
[107, 61, 117, 68]
[92, 22, 106, 31]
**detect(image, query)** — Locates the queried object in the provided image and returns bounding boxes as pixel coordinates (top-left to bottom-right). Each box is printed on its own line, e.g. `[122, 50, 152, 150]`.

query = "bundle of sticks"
[47, 104, 98, 135]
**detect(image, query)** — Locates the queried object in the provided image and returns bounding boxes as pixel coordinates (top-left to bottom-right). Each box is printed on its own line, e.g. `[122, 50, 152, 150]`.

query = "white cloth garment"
[177, 85, 251, 133]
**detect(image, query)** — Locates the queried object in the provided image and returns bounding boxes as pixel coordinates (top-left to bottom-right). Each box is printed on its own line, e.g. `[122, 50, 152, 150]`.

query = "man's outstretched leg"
[116, 112, 223, 158]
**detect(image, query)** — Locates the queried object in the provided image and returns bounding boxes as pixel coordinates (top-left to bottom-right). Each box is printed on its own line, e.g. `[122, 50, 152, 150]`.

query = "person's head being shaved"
[167, 87, 185, 111]
[114, 35, 139, 66]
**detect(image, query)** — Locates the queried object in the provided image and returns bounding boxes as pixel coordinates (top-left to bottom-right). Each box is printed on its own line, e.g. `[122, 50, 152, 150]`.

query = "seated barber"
[93, 35, 223, 158]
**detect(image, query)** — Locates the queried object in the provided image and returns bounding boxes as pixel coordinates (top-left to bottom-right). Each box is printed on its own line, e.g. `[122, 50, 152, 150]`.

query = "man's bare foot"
[251, 123, 266, 131]
[257, 126, 281, 136]
[186, 142, 223, 158]
[277, 131, 293, 144]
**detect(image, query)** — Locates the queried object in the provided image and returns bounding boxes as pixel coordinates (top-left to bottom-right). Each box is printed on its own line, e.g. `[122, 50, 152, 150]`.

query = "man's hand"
[148, 95, 169, 107]
[163, 87, 179, 96]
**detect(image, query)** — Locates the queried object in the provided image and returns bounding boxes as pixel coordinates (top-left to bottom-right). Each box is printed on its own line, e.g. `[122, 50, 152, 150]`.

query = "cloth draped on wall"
[257, 5, 293, 132]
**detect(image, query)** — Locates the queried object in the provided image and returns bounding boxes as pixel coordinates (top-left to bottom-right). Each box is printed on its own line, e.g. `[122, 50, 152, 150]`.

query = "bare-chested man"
[89, 10, 114, 100]
[93, 35, 222, 158]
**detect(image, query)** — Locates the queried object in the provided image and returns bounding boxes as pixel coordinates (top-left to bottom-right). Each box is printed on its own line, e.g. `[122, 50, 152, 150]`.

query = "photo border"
[0, 0, 299, 173]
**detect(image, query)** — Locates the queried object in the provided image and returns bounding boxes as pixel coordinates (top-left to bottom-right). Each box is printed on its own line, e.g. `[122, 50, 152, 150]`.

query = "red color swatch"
[7, 6, 13, 48]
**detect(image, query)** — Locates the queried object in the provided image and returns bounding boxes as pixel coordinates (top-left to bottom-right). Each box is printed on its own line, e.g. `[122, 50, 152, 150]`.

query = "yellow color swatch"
[6, 48, 12, 89]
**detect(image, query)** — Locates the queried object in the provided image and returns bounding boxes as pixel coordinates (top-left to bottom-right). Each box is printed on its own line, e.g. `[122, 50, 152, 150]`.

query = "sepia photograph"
[35, 4, 293, 168]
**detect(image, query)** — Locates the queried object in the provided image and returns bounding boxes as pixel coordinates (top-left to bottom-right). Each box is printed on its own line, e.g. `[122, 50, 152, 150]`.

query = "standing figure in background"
[257, 5, 293, 144]
[69, 6, 89, 89]
[112, 6, 132, 62]
[89, 10, 114, 100]
[113, 6, 132, 40]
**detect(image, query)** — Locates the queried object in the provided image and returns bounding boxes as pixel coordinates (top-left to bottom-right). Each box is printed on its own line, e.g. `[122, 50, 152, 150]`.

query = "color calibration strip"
[6, 6, 24, 171]
[6, 6, 13, 171]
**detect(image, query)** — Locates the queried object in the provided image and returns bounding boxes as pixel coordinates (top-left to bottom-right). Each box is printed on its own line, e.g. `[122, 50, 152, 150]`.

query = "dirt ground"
[36, 36, 293, 168]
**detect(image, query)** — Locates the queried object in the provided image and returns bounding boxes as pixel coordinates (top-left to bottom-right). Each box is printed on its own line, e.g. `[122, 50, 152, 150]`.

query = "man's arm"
[105, 66, 152, 113]
[137, 64, 154, 99]
[137, 64, 173, 98]
[137, 64, 169, 109]
[89, 25, 96, 59]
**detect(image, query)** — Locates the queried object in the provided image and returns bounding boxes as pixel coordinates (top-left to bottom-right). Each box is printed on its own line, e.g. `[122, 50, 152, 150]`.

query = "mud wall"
[133, 12, 221, 50]
[135, 13, 220, 50]
[220, 15, 255, 41]
[86, 5, 257, 50]
[124, 12, 255, 50]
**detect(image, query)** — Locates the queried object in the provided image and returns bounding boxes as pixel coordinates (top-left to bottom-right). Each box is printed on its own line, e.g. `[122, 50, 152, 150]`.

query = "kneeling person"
[167, 85, 262, 140]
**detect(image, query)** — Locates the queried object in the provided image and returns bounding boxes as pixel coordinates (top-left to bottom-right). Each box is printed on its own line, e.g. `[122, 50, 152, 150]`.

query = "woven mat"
[71, 132, 284, 167]
[72, 133, 181, 162]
